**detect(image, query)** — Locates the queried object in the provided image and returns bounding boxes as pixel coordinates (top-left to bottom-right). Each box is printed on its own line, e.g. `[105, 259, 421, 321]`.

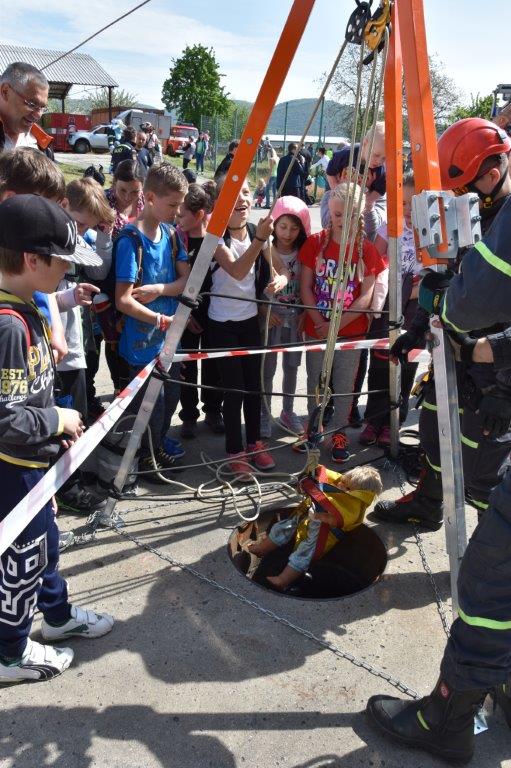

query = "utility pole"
[283, 101, 289, 150]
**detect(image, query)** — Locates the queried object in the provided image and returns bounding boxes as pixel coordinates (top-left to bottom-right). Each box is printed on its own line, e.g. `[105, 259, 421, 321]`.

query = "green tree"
[161, 45, 230, 126]
[449, 93, 494, 123]
[47, 89, 138, 116]
[87, 88, 139, 110]
[217, 100, 251, 141]
[47, 96, 92, 114]
[327, 49, 460, 137]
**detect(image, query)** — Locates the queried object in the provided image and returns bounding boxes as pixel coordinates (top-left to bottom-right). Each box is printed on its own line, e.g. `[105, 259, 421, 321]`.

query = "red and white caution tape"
[0, 337, 430, 555]
[0, 360, 155, 557]
[174, 337, 430, 365]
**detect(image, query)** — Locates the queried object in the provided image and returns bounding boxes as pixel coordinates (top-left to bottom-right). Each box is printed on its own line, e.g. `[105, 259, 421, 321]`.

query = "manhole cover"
[228, 505, 387, 600]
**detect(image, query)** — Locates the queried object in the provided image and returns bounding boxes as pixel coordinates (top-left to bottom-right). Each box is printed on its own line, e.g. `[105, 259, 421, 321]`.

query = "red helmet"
[437, 118, 511, 190]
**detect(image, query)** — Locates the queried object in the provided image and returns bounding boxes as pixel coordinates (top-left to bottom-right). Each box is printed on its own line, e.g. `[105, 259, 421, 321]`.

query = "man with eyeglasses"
[0, 62, 53, 155]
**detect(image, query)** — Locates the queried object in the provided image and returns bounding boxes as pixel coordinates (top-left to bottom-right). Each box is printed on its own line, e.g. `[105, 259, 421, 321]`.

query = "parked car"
[166, 124, 199, 156]
[68, 125, 112, 154]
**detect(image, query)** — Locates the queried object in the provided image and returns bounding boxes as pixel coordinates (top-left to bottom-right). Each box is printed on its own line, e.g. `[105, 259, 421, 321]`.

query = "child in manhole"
[249, 465, 383, 590]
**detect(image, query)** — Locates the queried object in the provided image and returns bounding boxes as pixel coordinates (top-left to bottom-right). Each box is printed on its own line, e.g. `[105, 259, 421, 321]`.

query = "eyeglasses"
[10, 85, 48, 114]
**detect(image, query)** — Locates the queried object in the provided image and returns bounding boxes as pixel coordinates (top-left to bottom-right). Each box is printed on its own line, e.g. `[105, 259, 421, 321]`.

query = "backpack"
[97, 223, 179, 343]
[0, 308, 32, 349]
[83, 164, 105, 186]
[214, 222, 270, 298]
[82, 413, 139, 497]
[101, 222, 178, 296]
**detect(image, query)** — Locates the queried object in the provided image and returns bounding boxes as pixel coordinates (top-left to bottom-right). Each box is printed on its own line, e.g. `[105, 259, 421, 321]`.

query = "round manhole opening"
[228, 506, 387, 600]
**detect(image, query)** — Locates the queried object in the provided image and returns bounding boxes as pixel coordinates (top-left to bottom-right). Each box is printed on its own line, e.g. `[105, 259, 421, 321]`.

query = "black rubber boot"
[492, 678, 511, 728]
[373, 459, 444, 531]
[367, 678, 487, 765]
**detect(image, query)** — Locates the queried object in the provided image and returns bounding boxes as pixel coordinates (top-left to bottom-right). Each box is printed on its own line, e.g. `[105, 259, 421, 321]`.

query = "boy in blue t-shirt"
[115, 163, 190, 477]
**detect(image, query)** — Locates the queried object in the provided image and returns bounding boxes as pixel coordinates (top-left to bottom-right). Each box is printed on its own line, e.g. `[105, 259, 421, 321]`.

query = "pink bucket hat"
[271, 195, 312, 236]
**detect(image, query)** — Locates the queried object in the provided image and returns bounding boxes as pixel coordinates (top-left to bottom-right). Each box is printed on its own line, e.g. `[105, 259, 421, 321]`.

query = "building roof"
[0, 45, 118, 100]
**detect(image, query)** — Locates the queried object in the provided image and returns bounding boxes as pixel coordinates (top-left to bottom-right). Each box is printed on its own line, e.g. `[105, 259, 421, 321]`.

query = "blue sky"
[1, 0, 509, 110]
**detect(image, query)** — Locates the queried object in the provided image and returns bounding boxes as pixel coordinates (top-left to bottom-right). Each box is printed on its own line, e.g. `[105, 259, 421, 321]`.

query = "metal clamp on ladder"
[411, 189, 481, 615]
[412, 191, 481, 260]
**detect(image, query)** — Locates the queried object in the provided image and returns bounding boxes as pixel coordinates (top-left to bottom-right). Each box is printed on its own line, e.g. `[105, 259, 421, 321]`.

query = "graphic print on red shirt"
[299, 230, 383, 339]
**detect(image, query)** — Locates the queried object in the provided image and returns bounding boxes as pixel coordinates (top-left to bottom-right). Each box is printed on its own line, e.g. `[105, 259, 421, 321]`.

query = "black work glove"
[389, 330, 424, 365]
[418, 269, 455, 315]
[445, 330, 478, 364]
[478, 386, 511, 438]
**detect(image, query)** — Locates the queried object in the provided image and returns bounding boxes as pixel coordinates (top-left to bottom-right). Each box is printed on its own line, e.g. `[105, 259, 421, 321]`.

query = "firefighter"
[366, 118, 511, 764]
[374, 118, 511, 530]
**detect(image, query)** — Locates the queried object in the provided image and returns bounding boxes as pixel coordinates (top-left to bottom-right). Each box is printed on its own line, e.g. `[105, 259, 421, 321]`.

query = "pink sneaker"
[359, 423, 380, 446]
[227, 452, 253, 480]
[377, 425, 391, 447]
[246, 441, 276, 471]
[278, 410, 305, 435]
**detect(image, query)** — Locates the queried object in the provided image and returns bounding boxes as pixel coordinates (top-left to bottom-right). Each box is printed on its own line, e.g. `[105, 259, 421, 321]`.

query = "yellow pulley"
[364, 0, 392, 52]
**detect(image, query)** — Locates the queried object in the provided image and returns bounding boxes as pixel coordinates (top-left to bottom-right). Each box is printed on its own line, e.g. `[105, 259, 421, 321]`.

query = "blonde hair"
[363, 120, 385, 146]
[66, 178, 115, 226]
[342, 466, 383, 496]
[329, 181, 366, 279]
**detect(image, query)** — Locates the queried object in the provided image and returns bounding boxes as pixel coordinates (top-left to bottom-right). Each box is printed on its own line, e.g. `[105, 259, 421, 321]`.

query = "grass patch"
[57, 160, 113, 187]
[57, 155, 274, 191]
[57, 162, 87, 185]
[164, 151, 271, 186]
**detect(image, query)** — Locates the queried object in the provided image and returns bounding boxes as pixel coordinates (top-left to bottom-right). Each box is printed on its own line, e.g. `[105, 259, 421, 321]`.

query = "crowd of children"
[0, 111, 431, 682]
[0, 119, 425, 496]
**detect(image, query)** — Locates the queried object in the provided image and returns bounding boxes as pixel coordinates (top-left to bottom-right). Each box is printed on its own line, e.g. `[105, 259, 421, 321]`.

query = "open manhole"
[228, 506, 387, 600]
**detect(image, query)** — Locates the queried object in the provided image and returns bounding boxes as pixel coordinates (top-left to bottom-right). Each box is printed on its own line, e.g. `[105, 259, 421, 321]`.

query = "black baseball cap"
[0, 194, 102, 267]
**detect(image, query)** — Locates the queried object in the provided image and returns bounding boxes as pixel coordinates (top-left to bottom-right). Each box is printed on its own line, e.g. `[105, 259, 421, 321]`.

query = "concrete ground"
[3, 156, 509, 768]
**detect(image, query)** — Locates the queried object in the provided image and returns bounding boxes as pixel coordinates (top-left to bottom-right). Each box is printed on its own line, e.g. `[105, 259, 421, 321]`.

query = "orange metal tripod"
[384, 0, 467, 614]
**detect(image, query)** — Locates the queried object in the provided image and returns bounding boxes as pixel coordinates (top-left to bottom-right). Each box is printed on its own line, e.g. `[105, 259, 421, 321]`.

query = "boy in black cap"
[0, 194, 114, 686]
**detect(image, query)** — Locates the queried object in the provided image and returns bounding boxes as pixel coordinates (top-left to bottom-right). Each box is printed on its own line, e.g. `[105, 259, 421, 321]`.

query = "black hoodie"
[0, 290, 63, 468]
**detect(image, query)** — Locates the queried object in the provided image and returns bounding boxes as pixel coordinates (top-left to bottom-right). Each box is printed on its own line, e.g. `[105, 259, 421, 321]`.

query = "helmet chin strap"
[469, 169, 507, 209]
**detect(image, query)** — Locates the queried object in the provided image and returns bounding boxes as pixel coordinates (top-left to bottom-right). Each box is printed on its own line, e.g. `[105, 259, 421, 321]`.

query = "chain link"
[413, 526, 452, 638]
[112, 522, 420, 700]
[383, 458, 452, 639]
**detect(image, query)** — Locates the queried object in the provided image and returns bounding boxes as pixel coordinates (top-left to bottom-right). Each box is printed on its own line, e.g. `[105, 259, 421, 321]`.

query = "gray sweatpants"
[262, 323, 302, 418]
[305, 335, 360, 433]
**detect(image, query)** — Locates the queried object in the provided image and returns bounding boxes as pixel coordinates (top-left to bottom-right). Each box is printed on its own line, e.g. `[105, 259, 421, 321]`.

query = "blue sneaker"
[161, 437, 185, 461]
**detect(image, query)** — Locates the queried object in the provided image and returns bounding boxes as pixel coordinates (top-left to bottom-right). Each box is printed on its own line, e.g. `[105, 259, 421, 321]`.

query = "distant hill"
[234, 98, 352, 136]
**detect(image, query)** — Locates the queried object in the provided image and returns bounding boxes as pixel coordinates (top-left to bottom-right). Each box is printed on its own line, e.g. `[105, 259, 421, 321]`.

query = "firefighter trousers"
[441, 466, 511, 689]
[419, 379, 511, 511]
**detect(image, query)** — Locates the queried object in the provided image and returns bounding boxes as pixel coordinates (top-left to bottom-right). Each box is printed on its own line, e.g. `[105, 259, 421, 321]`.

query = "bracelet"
[254, 235, 266, 243]
[159, 315, 172, 332]
[154, 312, 161, 328]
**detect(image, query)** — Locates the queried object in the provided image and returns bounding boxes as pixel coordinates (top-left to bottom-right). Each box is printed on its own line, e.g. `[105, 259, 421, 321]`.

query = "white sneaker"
[279, 410, 305, 435]
[0, 638, 73, 686]
[41, 605, 114, 641]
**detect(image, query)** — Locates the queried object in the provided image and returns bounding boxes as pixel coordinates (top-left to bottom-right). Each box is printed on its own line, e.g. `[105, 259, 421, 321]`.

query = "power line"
[41, 0, 153, 69]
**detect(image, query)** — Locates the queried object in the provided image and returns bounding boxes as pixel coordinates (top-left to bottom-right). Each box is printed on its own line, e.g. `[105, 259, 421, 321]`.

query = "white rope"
[142, 422, 304, 524]
[316, 30, 390, 434]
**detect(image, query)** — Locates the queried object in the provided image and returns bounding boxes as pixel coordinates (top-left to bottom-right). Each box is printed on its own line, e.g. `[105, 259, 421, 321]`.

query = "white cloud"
[1, 0, 287, 106]
[3, 0, 511, 114]
[1, 0, 343, 103]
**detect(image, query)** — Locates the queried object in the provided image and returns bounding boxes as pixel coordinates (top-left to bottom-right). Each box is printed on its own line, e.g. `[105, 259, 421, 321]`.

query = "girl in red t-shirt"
[299, 182, 382, 463]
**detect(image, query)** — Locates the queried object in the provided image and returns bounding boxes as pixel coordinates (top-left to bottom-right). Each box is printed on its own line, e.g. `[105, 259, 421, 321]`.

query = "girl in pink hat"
[260, 196, 311, 439]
